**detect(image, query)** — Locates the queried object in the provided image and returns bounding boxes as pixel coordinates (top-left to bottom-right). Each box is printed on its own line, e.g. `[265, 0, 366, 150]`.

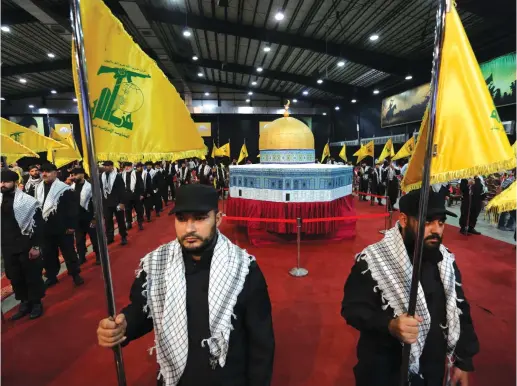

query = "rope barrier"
[224, 212, 388, 224]
[355, 191, 388, 200]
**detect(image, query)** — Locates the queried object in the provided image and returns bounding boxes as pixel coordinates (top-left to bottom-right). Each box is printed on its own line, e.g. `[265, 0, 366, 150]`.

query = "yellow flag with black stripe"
[215, 143, 230, 157]
[355, 140, 374, 164]
[402, 6, 515, 191]
[72, 0, 206, 174]
[378, 138, 395, 162]
[237, 143, 248, 164]
[393, 136, 416, 161]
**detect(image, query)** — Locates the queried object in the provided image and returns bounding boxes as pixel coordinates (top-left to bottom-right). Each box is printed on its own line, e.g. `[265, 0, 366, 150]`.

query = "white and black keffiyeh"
[198, 165, 211, 177]
[178, 167, 189, 182]
[0, 189, 41, 236]
[136, 231, 254, 386]
[34, 179, 71, 221]
[71, 181, 92, 211]
[122, 170, 137, 192]
[356, 223, 461, 376]
[102, 171, 117, 199]
[25, 176, 41, 192]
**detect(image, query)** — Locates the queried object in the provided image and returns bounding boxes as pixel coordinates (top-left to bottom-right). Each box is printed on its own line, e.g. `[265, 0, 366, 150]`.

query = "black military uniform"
[197, 161, 212, 185]
[381, 161, 401, 211]
[368, 165, 383, 205]
[121, 163, 145, 231]
[35, 163, 84, 287]
[165, 161, 177, 201]
[142, 162, 158, 221]
[459, 177, 485, 235]
[71, 167, 100, 265]
[99, 161, 128, 245]
[1, 170, 45, 320]
[154, 162, 168, 208]
[358, 164, 370, 201]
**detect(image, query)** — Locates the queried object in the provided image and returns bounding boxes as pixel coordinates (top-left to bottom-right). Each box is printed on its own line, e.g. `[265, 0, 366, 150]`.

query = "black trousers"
[104, 205, 127, 241]
[167, 179, 176, 200]
[43, 233, 81, 279]
[125, 198, 144, 225]
[3, 249, 45, 302]
[459, 196, 482, 229]
[376, 183, 386, 204]
[144, 195, 157, 220]
[75, 220, 99, 262]
[387, 181, 399, 211]
[154, 191, 163, 213]
[360, 179, 369, 200]
[159, 187, 168, 206]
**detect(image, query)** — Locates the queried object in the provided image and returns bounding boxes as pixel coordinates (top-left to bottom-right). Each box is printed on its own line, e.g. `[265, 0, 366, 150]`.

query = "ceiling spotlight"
[317, 79, 323, 84]
[28, 104, 34, 108]
[1, 26, 11, 33]
[248, 91, 253, 95]
[47, 53, 55, 58]
[302, 90, 309, 95]
[275, 11, 285, 21]
[51, 90, 57, 94]
[335, 106, 340, 111]
[251, 81, 257, 86]
[373, 89, 380, 95]
[263, 46, 271, 52]
[323, 112, 327, 116]
[369, 34, 379, 41]
[19, 78, 27, 84]
[197, 72, 204, 77]
[337, 61, 345, 67]
[183, 29, 192, 37]
[204, 92, 210, 96]
[39, 108, 49, 114]
[73, 98, 78, 102]
[293, 99, 298, 103]
[246, 99, 250, 103]
[405, 75, 413, 80]
[257, 67, 263, 72]
[192, 55, 198, 61]
[351, 99, 357, 103]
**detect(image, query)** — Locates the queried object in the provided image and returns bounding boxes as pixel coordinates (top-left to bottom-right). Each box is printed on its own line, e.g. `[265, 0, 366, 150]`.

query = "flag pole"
[399, 0, 448, 384]
[69, 1, 127, 385]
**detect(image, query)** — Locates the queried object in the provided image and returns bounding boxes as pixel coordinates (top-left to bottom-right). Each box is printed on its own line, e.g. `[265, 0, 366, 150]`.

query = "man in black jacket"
[142, 162, 158, 222]
[154, 161, 168, 208]
[97, 184, 275, 386]
[100, 160, 128, 245]
[21, 165, 41, 197]
[121, 162, 144, 231]
[382, 159, 401, 211]
[1, 169, 45, 319]
[341, 189, 479, 386]
[459, 177, 486, 235]
[70, 167, 100, 265]
[34, 163, 84, 288]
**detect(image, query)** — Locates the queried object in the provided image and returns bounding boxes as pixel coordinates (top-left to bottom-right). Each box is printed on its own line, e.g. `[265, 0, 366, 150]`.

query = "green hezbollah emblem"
[490, 109, 502, 131]
[9, 132, 23, 142]
[92, 66, 150, 131]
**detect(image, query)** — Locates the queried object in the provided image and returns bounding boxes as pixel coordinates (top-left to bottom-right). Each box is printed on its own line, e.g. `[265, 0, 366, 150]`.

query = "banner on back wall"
[381, 52, 516, 128]
[8, 116, 45, 135]
[195, 122, 212, 137]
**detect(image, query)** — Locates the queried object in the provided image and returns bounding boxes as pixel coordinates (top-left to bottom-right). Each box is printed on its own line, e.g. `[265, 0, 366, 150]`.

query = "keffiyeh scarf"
[102, 171, 117, 199]
[136, 231, 254, 386]
[356, 223, 461, 377]
[34, 180, 71, 221]
[25, 176, 41, 192]
[0, 189, 40, 236]
[71, 181, 92, 211]
[122, 170, 137, 192]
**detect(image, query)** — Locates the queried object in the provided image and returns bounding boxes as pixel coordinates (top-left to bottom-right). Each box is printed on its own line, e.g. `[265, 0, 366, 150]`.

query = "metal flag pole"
[289, 217, 308, 277]
[399, 0, 448, 384]
[69, 1, 127, 385]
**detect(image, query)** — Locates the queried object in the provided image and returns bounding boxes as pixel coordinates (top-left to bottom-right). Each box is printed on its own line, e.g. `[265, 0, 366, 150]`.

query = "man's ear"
[399, 212, 408, 228]
[215, 210, 223, 227]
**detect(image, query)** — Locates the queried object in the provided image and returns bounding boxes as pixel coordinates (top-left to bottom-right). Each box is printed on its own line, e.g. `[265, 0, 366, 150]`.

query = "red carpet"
[2, 199, 515, 385]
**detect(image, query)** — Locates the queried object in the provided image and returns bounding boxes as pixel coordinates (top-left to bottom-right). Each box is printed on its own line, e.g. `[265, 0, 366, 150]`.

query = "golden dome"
[259, 116, 314, 150]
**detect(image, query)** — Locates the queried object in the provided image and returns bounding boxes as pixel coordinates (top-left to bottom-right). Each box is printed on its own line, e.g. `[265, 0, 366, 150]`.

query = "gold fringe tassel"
[96, 146, 208, 164]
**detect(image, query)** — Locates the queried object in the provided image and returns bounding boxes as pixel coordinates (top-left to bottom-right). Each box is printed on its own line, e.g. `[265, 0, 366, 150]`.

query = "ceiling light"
[323, 112, 327, 116]
[197, 72, 204, 77]
[274, 11, 285, 21]
[293, 99, 298, 103]
[73, 98, 78, 102]
[405, 75, 413, 80]
[38, 108, 49, 114]
[317, 79, 323, 84]
[251, 81, 257, 86]
[51, 90, 57, 94]
[19, 78, 27, 84]
[335, 106, 340, 111]
[28, 104, 34, 108]
[369, 34, 379, 41]
[192, 55, 198, 61]
[248, 91, 253, 95]
[183, 29, 192, 37]
[246, 99, 250, 103]
[373, 89, 380, 95]
[204, 92, 210, 96]
[351, 99, 357, 103]
[257, 67, 263, 72]
[263, 46, 271, 52]
[337, 61, 345, 67]
[1, 26, 10, 33]
[47, 53, 55, 58]
[302, 90, 308, 95]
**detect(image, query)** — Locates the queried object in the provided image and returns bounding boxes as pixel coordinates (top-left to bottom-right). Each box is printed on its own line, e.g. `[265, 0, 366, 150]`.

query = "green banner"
[481, 52, 516, 107]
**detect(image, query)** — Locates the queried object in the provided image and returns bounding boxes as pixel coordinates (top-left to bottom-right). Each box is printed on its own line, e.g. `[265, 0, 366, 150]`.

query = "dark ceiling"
[1, 0, 515, 107]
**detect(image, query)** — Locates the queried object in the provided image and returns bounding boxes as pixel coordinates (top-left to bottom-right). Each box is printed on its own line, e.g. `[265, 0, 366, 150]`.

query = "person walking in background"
[142, 161, 157, 222]
[459, 176, 486, 235]
[382, 158, 400, 211]
[22, 165, 42, 197]
[358, 162, 370, 201]
[122, 162, 145, 231]
[100, 160, 128, 245]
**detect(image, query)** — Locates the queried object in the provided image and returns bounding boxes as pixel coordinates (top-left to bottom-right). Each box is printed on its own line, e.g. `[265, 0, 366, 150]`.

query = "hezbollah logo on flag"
[9, 132, 23, 142]
[91, 65, 151, 134]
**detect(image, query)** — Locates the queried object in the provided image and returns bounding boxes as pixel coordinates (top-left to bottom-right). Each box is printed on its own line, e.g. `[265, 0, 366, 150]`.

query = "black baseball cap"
[102, 160, 114, 166]
[1, 169, 19, 182]
[171, 184, 219, 214]
[399, 188, 457, 219]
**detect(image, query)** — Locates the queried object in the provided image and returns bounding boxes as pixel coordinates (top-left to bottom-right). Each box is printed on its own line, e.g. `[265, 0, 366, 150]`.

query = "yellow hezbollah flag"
[47, 130, 82, 169]
[1, 133, 39, 165]
[393, 136, 416, 161]
[1, 117, 64, 153]
[486, 181, 516, 215]
[53, 123, 78, 150]
[215, 143, 230, 157]
[237, 143, 248, 164]
[378, 138, 395, 162]
[355, 140, 374, 164]
[339, 144, 347, 162]
[512, 142, 517, 158]
[321, 143, 330, 163]
[211, 142, 218, 158]
[72, 0, 205, 169]
[402, 6, 516, 191]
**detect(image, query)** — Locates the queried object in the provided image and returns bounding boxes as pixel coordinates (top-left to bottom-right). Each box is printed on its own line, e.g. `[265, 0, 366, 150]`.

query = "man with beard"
[22, 165, 42, 196]
[100, 160, 128, 245]
[382, 158, 401, 211]
[122, 162, 144, 231]
[142, 161, 158, 221]
[341, 189, 479, 386]
[97, 184, 275, 386]
[197, 159, 212, 185]
[178, 160, 191, 186]
[35, 163, 84, 287]
[70, 167, 100, 265]
[1, 170, 45, 319]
